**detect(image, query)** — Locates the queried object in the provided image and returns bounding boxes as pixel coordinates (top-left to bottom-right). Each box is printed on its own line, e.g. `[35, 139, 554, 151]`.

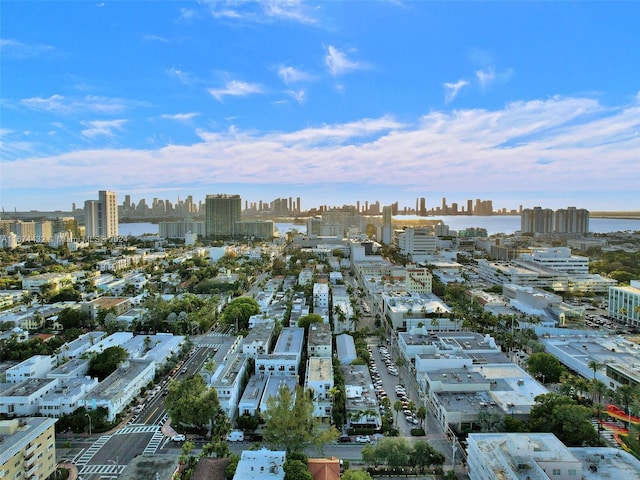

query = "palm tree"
[589, 379, 608, 404]
[393, 400, 403, 426]
[587, 360, 602, 380]
[416, 405, 427, 430]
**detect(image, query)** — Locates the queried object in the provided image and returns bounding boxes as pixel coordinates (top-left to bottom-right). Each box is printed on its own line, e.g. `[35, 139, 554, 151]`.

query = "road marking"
[74, 435, 112, 466]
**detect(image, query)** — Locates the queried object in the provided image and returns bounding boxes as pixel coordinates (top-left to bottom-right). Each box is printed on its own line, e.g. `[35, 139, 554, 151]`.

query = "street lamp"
[84, 413, 92, 436]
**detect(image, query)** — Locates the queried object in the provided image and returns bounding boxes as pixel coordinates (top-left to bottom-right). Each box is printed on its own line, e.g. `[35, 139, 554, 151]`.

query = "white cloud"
[208, 80, 264, 101]
[161, 112, 199, 122]
[20, 94, 141, 115]
[167, 67, 194, 86]
[444, 80, 469, 103]
[0, 38, 54, 58]
[178, 7, 197, 21]
[80, 119, 127, 138]
[204, 0, 318, 24]
[287, 90, 306, 103]
[143, 34, 169, 43]
[324, 45, 366, 77]
[277, 65, 311, 85]
[476, 67, 513, 90]
[3, 95, 639, 204]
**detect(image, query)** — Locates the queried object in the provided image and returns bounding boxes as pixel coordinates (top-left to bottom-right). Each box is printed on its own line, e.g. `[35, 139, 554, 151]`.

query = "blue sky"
[1, 1, 639, 213]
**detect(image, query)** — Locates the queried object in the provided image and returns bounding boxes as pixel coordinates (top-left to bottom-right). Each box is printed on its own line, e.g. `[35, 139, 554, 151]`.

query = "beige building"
[0, 417, 58, 480]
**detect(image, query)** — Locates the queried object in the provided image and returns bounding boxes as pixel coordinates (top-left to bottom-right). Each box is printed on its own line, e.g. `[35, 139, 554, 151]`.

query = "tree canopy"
[88, 346, 128, 381]
[165, 374, 231, 436]
[221, 297, 260, 331]
[525, 352, 565, 383]
[262, 384, 339, 454]
[529, 393, 600, 446]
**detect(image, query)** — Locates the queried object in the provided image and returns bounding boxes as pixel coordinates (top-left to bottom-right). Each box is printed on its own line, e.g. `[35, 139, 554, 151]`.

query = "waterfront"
[120, 216, 640, 238]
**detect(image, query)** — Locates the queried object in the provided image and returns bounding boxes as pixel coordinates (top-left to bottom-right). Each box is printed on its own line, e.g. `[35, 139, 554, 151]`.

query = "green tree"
[221, 297, 260, 331]
[262, 384, 339, 454]
[88, 346, 128, 381]
[587, 360, 602, 380]
[373, 437, 412, 469]
[416, 405, 427, 430]
[57, 307, 90, 330]
[529, 393, 599, 446]
[165, 375, 232, 436]
[410, 440, 445, 472]
[525, 352, 565, 383]
[283, 459, 312, 480]
[298, 313, 324, 329]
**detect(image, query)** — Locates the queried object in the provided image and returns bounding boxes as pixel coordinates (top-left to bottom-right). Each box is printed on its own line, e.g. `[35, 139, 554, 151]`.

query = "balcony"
[25, 461, 40, 478]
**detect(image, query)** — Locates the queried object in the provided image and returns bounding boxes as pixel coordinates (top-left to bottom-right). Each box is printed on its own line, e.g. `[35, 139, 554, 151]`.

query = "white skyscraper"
[84, 190, 118, 239]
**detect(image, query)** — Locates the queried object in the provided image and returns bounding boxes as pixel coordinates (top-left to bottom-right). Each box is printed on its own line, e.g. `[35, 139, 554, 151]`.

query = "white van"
[226, 430, 244, 442]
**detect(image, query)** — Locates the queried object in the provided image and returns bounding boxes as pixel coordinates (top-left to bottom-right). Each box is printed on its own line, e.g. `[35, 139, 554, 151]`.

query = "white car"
[171, 434, 186, 442]
[355, 435, 371, 443]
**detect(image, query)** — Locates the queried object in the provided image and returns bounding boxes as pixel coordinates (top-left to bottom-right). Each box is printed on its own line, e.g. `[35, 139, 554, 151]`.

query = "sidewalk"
[58, 462, 79, 480]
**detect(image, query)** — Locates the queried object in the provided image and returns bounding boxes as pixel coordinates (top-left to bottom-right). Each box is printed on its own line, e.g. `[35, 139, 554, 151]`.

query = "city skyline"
[2, 2, 640, 211]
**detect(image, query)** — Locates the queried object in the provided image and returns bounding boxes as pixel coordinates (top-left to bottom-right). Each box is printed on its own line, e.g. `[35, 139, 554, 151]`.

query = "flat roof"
[88, 360, 153, 400]
[274, 327, 304, 354]
[306, 357, 332, 383]
[0, 417, 58, 465]
[571, 447, 640, 479]
[1, 378, 56, 397]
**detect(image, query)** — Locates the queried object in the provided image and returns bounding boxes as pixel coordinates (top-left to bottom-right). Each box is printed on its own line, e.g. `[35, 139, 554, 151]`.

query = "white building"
[39, 377, 99, 417]
[233, 449, 286, 480]
[0, 378, 58, 416]
[313, 282, 330, 309]
[518, 247, 589, 274]
[237, 373, 269, 417]
[608, 280, 640, 328]
[81, 360, 155, 421]
[396, 227, 437, 260]
[242, 321, 276, 358]
[304, 357, 334, 420]
[6, 355, 56, 384]
[467, 433, 582, 480]
[307, 323, 332, 358]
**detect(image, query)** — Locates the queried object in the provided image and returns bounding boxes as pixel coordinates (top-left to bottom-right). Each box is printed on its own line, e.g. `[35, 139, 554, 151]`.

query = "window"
[568, 469, 577, 476]
[552, 469, 561, 475]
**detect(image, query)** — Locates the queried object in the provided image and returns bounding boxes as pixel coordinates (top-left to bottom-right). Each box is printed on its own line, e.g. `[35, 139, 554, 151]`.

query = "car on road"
[355, 435, 371, 443]
[171, 434, 186, 442]
[226, 430, 244, 442]
[337, 435, 352, 443]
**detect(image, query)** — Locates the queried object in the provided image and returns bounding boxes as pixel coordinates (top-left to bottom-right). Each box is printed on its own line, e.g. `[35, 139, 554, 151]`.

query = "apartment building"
[0, 418, 58, 480]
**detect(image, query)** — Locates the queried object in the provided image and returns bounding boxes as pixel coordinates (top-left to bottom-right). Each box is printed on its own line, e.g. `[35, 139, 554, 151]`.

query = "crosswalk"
[73, 435, 113, 466]
[78, 463, 126, 476]
[117, 424, 160, 435]
[144, 428, 168, 455]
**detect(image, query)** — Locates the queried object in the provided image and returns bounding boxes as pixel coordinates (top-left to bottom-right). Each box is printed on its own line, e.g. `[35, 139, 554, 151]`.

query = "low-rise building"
[341, 364, 381, 430]
[305, 357, 334, 421]
[81, 297, 133, 320]
[233, 448, 286, 480]
[308, 323, 332, 358]
[80, 359, 155, 421]
[0, 378, 58, 416]
[39, 377, 99, 417]
[467, 433, 581, 480]
[6, 355, 56, 384]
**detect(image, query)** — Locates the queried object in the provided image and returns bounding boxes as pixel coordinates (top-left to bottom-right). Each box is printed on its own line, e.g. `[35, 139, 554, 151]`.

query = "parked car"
[171, 434, 186, 442]
[226, 430, 244, 442]
[337, 435, 352, 443]
[355, 435, 371, 443]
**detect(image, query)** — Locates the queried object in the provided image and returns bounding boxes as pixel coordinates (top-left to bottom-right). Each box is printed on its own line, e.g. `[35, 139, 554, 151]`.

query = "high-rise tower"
[205, 194, 241, 237]
[84, 190, 118, 238]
